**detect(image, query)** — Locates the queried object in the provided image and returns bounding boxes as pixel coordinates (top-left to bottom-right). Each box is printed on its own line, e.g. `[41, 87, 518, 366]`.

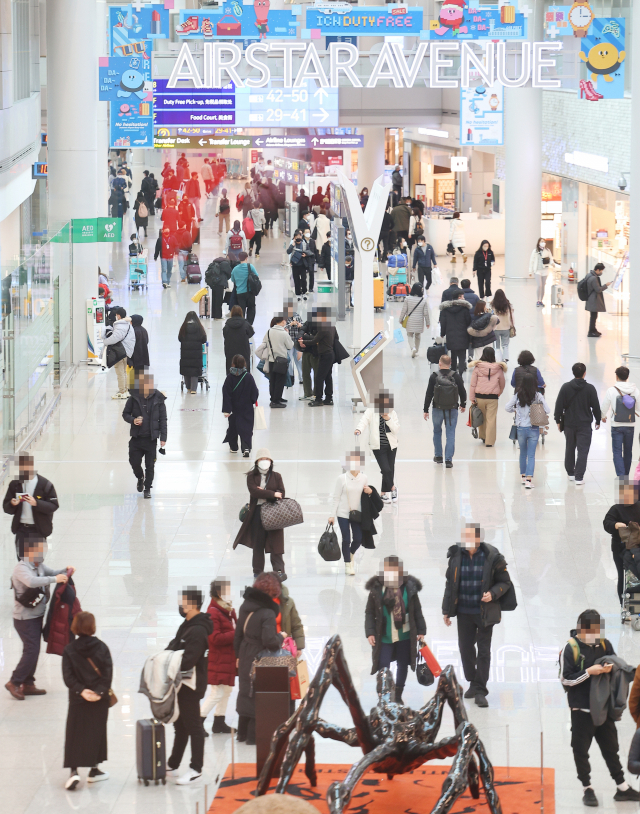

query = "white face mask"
[347, 461, 361, 472]
[383, 570, 399, 586]
[304, 232, 310, 239]
[257, 460, 271, 473]
[582, 631, 600, 645]
[539, 242, 545, 249]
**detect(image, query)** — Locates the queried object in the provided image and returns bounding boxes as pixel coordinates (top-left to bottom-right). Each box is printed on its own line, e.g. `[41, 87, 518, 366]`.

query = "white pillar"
[629, 3, 640, 357]
[96, 0, 110, 276]
[357, 126, 386, 193]
[47, 0, 99, 364]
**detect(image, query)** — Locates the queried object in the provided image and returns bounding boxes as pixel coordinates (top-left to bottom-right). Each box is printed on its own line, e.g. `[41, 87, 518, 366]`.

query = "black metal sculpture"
[256, 634, 502, 814]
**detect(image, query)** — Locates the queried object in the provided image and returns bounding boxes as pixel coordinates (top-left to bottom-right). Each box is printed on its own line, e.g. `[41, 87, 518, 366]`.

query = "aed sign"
[167, 40, 563, 90]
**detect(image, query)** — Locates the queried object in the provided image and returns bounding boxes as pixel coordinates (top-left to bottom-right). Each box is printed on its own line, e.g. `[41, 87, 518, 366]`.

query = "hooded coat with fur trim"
[438, 299, 473, 351]
[364, 575, 426, 675]
[469, 360, 507, 400]
[467, 312, 500, 349]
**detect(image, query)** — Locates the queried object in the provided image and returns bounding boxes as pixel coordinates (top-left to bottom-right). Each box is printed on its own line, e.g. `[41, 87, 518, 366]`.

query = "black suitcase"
[136, 718, 166, 785]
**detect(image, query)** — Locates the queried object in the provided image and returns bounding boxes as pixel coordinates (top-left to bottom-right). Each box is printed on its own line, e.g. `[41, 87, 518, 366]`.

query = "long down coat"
[233, 470, 286, 555]
[206, 599, 237, 687]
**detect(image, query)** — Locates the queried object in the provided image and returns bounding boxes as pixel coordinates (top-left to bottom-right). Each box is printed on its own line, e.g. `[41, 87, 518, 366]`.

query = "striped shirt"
[379, 415, 391, 448]
[458, 547, 485, 614]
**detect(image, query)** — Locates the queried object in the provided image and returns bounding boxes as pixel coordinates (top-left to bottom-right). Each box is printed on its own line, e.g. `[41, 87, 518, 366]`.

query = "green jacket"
[279, 586, 305, 650]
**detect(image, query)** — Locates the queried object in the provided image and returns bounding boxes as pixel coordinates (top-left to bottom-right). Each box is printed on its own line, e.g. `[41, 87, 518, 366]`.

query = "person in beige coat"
[355, 390, 399, 503]
[255, 317, 294, 408]
[469, 348, 506, 447]
[399, 284, 430, 358]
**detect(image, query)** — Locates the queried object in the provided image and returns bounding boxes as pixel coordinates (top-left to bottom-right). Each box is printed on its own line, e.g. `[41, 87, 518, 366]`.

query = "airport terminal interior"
[2, 1, 640, 813]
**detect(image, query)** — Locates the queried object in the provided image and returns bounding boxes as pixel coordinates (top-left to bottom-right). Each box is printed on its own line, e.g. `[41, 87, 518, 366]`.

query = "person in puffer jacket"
[43, 573, 81, 656]
[103, 307, 135, 399]
[468, 348, 506, 448]
[201, 579, 237, 735]
[467, 300, 499, 361]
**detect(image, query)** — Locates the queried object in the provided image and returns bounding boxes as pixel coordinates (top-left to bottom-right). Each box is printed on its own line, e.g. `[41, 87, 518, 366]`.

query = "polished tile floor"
[1, 185, 638, 813]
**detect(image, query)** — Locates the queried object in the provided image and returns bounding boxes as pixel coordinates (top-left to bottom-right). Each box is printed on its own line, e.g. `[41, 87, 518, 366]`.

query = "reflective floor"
[0, 186, 637, 813]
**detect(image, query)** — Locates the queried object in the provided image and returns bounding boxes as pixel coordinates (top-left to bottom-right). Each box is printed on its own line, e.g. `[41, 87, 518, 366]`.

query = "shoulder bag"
[401, 299, 422, 329]
[267, 330, 289, 376]
[318, 523, 341, 561]
[508, 305, 516, 339]
[86, 656, 118, 707]
[260, 497, 304, 531]
[529, 396, 549, 427]
[346, 476, 363, 524]
[106, 324, 131, 369]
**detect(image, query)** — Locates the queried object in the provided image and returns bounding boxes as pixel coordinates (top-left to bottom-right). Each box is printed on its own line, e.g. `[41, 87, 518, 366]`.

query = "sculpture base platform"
[209, 763, 555, 813]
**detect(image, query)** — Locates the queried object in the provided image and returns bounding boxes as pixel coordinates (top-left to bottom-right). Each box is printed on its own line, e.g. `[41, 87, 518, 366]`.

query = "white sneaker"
[575, 479, 585, 486]
[166, 768, 180, 780]
[411, 349, 418, 358]
[175, 768, 202, 785]
[381, 493, 392, 504]
[65, 773, 81, 790]
[87, 769, 109, 783]
[391, 487, 398, 503]
[344, 563, 351, 575]
[568, 476, 575, 481]
[525, 480, 534, 489]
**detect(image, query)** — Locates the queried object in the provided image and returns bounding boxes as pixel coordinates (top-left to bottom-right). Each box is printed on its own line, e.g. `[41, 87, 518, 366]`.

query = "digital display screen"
[352, 332, 384, 366]
[612, 254, 628, 292]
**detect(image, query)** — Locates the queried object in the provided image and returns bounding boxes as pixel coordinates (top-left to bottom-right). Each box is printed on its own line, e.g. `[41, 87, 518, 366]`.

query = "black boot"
[237, 715, 249, 742]
[394, 688, 404, 704]
[246, 718, 256, 746]
[201, 718, 209, 738]
[212, 716, 232, 734]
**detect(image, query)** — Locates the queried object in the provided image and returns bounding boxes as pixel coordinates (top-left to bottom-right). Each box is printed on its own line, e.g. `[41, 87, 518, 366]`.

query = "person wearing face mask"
[288, 232, 309, 301]
[302, 225, 317, 293]
[472, 240, 495, 299]
[529, 237, 556, 307]
[4, 453, 59, 560]
[6, 536, 72, 700]
[560, 608, 639, 807]
[585, 262, 609, 338]
[603, 479, 640, 605]
[329, 449, 373, 576]
[355, 390, 400, 503]
[201, 579, 237, 735]
[365, 556, 426, 704]
[222, 355, 259, 457]
[165, 588, 213, 786]
[442, 522, 514, 708]
[233, 450, 287, 580]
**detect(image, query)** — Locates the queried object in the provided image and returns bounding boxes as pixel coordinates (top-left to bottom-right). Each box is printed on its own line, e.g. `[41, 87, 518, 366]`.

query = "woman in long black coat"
[62, 612, 113, 790]
[222, 354, 259, 456]
[233, 572, 285, 745]
[179, 310, 207, 393]
[223, 305, 254, 373]
[127, 314, 149, 373]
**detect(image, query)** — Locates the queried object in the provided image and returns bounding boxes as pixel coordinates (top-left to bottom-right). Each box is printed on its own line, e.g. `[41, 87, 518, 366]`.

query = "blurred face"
[539, 240, 546, 250]
[18, 457, 35, 480]
[163, 229, 170, 237]
[461, 526, 480, 550]
[375, 394, 394, 413]
[26, 540, 47, 564]
[347, 453, 363, 472]
[140, 375, 154, 396]
[383, 565, 401, 587]
[257, 457, 271, 473]
[579, 623, 601, 645]
[482, 243, 489, 251]
[619, 484, 637, 505]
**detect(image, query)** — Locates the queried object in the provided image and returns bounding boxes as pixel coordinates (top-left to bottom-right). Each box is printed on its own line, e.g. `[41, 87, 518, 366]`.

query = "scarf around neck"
[383, 578, 407, 629]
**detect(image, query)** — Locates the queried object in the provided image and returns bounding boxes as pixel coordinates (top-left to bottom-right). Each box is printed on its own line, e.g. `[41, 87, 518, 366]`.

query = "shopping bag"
[393, 328, 404, 344]
[191, 287, 208, 304]
[290, 674, 301, 700]
[297, 659, 310, 698]
[419, 643, 442, 677]
[432, 266, 441, 285]
[254, 405, 267, 430]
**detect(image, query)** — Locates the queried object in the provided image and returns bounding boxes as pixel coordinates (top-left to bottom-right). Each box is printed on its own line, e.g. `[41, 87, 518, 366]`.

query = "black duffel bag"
[318, 523, 341, 561]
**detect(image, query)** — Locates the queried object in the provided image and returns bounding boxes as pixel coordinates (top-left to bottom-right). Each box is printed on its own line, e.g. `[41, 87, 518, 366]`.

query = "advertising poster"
[99, 53, 152, 103]
[425, 2, 527, 40]
[109, 4, 170, 55]
[110, 99, 154, 149]
[579, 17, 625, 100]
[176, 4, 299, 40]
[459, 83, 504, 146]
[306, 5, 422, 37]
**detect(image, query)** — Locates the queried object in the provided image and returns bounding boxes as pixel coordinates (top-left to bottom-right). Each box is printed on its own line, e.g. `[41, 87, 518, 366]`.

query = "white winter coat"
[448, 219, 466, 249]
[529, 247, 554, 276]
[103, 318, 136, 357]
[399, 295, 430, 333]
[355, 408, 399, 451]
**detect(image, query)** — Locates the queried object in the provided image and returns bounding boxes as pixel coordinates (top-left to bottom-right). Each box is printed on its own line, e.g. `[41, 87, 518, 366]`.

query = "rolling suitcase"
[136, 719, 166, 786]
[199, 293, 210, 318]
[186, 253, 202, 284]
[373, 277, 384, 311]
[551, 283, 563, 307]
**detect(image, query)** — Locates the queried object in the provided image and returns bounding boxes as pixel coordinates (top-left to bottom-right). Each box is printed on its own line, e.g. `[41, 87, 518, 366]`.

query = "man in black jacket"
[554, 362, 601, 485]
[560, 608, 639, 807]
[442, 523, 513, 707]
[3, 455, 59, 559]
[298, 312, 319, 401]
[603, 480, 640, 604]
[295, 189, 310, 217]
[441, 277, 463, 302]
[166, 587, 213, 786]
[300, 307, 336, 407]
[122, 372, 167, 498]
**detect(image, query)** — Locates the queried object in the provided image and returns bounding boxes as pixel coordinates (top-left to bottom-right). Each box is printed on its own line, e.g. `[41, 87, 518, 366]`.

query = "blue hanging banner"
[175, 4, 300, 40]
[109, 4, 170, 55]
[423, 2, 527, 40]
[579, 18, 626, 100]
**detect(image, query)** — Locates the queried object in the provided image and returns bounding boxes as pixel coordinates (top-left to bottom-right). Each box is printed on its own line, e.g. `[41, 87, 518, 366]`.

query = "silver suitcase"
[551, 283, 564, 307]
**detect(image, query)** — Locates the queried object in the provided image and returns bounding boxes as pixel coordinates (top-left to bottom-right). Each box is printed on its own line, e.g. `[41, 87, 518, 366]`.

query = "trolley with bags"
[129, 250, 148, 290]
[622, 569, 640, 629]
[181, 342, 210, 392]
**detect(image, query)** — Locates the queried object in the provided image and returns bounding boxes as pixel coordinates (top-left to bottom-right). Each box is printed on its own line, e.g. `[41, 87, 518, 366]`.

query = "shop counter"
[427, 217, 505, 257]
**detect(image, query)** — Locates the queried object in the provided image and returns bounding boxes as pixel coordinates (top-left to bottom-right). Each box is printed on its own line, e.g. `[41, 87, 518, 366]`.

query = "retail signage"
[153, 133, 253, 148]
[564, 150, 608, 173]
[460, 83, 504, 146]
[110, 101, 154, 148]
[426, 2, 527, 40]
[272, 156, 310, 186]
[325, 35, 357, 47]
[450, 156, 468, 172]
[71, 219, 122, 244]
[544, 4, 596, 39]
[175, 6, 299, 40]
[109, 5, 170, 55]
[579, 18, 625, 100]
[306, 5, 423, 36]
[166, 40, 563, 90]
[176, 127, 239, 136]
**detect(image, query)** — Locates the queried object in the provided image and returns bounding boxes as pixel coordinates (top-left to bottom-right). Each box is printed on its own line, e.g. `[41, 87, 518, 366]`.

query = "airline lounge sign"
[167, 41, 563, 90]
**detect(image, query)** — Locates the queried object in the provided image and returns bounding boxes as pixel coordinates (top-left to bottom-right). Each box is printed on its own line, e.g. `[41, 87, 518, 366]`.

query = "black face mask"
[178, 606, 186, 618]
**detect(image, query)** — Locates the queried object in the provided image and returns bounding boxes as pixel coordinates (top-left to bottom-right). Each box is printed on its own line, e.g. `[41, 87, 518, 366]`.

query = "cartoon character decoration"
[579, 42, 625, 84]
[118, 69, 146, 99]
[118, 104, 132, 117]
[434, 0, 467, 36]
[254, 0, 270, 39]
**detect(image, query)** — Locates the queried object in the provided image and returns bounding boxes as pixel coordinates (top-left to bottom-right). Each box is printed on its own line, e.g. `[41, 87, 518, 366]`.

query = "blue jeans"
[611, 426, 634, 477]
[178, 251, 188, 280]
[337, 516, 362, 562]
[517, 426, 539, 477]
[288, 347, 303, 382]
[161, 257, 173, 284]
[432, 408, 458, 461]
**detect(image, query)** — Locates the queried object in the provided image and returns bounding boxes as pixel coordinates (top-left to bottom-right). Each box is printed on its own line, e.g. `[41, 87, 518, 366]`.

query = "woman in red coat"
[200, 579, 237, 734]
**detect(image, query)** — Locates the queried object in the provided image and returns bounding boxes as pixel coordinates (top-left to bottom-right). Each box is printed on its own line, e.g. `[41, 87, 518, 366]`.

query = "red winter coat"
[43, 576, 82, 656]
[206, 599, 237, 686]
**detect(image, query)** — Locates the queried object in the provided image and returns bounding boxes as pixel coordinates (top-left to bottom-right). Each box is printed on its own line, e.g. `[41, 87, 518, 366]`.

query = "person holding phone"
[3, 454, 59, 560]
[585, 262, 609, 338]
[529, 237, 556, 307]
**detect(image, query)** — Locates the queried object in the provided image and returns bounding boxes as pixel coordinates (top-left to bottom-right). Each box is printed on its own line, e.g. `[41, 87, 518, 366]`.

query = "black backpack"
[577, 274, 590, 302]
[247, 265, 262, 296]
[432, 370, 459, 411]
[205, 261, 226, 289]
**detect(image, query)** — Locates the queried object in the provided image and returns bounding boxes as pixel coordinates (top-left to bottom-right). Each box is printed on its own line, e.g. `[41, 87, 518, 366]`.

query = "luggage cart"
[182, 342, 210, 392]
[129, 250, 148, 290]
[622, 570, 640, 629]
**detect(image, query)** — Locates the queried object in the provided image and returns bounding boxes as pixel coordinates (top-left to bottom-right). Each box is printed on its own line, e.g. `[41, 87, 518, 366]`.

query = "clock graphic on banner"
[569, 1, 594, 37]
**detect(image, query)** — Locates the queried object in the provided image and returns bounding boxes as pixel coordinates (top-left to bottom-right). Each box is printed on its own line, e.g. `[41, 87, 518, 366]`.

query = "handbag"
[508, 305, 516, 338]
[216, 14, 241, 35]
[401, 298, 421, 329]
[508, 416, 518, 442]
[86, 657, 118, 707]
[419, 643, 442, 677]
[529, 397, 549, 427]
[239, 503, 249, 522]
[254, 404, 267, 430]
[620, 521, 640, 550]
[446, 241, 455, 254]
[267, 330, 289, 376]
[416, 653, 434, 687]
[105, 324, 131, 369]
[318, 523, 341, 561]
[260, 497, 304, 531]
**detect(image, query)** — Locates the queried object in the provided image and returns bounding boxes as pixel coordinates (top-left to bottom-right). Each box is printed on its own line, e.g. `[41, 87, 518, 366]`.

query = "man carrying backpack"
[600, 366, 640, 477]
[560, 608, 640, 807]
[423, 354, 466, 468]
[230, 252, 260, 325]
[579, 263, 609, 338]
[205, 256, 232, 320]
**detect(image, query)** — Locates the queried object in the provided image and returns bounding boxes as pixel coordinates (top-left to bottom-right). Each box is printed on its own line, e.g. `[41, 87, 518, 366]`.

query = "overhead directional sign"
[307, 135, 364, 148]
[153, 133, 253, 149]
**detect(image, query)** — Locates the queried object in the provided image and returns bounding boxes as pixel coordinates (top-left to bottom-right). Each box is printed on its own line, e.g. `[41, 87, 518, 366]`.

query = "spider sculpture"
[256, 634, 502, 814]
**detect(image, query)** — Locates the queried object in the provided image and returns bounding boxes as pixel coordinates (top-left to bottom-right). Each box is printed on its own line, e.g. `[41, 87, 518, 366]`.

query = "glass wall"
[1, 223, 72, 454]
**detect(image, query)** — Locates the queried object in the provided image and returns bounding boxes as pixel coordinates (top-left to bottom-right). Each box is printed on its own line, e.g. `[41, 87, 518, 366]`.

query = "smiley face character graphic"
[434, 0, 468, 36]
[254, 0, 270, 39]
[118, 69, 146, 99]
[579, 42, 626, 83]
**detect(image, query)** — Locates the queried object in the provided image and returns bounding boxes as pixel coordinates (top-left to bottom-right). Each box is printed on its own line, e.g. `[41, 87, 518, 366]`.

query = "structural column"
[47, 0, 99, 364]
[96, 0, 110, 279]
[628, 2, 640, 358]
[356, 126, 386, 193]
